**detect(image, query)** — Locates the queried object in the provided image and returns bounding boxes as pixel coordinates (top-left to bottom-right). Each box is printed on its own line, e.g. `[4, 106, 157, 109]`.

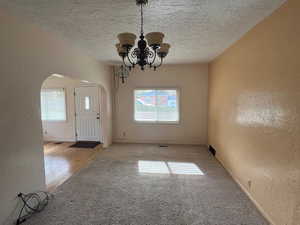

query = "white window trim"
[133, 88, 181, 125]
[41, 87, 67, 122]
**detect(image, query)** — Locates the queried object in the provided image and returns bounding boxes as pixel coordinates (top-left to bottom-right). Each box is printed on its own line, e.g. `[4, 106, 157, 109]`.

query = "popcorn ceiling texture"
[0, 0, 286, 63]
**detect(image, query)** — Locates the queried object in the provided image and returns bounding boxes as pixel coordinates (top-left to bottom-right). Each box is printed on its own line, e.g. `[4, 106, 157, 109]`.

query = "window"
[134, 89, 179, 123]
[41, 88, 66, 121]
[84, 96, 91, 110]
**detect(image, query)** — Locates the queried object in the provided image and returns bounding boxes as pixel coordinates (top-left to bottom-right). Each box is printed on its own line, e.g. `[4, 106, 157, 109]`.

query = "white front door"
[75, 86, 100, 142]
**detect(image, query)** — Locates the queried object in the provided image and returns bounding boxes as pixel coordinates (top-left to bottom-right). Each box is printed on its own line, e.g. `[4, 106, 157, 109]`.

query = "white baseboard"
[215, 155, 276, 225]
[113, 138, 206, 146]
[43, 137, 75, 142]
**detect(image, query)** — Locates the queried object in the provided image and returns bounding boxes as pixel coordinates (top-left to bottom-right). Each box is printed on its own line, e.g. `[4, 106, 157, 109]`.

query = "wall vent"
[159, 145, 168, 148]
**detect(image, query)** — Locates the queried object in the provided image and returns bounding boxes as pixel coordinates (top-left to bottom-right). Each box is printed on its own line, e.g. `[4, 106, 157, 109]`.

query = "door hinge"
[74, 92, 76, 96]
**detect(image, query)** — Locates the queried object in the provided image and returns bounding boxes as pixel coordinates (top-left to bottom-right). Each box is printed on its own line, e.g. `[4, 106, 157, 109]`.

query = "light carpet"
[24, 144, 269, 225]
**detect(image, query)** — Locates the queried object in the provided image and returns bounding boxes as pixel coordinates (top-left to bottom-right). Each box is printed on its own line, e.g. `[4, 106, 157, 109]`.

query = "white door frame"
[99, 86, 105, 144]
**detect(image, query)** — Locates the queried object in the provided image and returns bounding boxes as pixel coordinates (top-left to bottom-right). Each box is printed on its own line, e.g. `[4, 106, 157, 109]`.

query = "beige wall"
[113, 64, 208, 145]
[0, 10, 112, 225]
[208, 0, 300, 225]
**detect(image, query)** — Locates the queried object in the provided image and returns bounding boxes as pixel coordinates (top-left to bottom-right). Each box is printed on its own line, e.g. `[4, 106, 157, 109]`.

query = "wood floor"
[44, 142, 101, 192]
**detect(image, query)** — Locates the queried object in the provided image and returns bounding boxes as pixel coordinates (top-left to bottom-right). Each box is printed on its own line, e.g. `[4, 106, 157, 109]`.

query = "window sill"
[42, 120, 67, 123]
[134, 120, 180, 125]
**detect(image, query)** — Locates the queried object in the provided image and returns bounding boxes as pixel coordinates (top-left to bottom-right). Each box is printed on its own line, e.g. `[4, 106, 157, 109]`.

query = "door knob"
[96, 117, 100, 119]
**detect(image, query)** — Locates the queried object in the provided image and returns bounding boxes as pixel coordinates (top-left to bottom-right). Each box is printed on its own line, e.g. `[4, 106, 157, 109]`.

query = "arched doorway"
[40, 74, 107, 191]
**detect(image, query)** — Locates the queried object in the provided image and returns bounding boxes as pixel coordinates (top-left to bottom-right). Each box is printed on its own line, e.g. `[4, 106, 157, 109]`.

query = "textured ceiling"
[0, 0, 286, 64]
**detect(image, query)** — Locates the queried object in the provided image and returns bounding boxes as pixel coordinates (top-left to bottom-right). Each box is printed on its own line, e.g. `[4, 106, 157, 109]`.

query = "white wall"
[113, 64, 208, 145]
[0, 10, 112, 225]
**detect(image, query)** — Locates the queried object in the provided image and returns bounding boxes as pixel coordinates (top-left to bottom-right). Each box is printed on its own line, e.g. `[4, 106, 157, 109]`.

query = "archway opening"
[41, 74, 106, 191]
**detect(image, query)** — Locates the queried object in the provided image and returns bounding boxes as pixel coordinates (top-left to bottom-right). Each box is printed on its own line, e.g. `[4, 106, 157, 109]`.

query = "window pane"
[85, 96, 91, 110]
[41, 91, 47, 121]
[156, 90, 179, 122]
[134, 90, 157, 121]
[41, 88, 66, 121]
[134, 89, 179, 123]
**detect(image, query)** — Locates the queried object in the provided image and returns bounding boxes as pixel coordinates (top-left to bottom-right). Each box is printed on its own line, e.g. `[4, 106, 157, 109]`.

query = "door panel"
[75, 87, 100, 141]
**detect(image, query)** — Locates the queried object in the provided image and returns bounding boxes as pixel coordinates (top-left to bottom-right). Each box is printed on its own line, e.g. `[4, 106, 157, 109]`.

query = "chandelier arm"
[148, 49, 157, 66]
[126, 53, 137, 66]
[131, 49, 139, 61]
[122, 56, 133, 69]
[125, 47, 138, 66]
[155, 56, 163, 69]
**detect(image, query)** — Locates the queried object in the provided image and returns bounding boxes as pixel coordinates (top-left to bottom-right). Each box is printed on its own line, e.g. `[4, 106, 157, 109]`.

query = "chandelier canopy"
[116, 0, 171, 71]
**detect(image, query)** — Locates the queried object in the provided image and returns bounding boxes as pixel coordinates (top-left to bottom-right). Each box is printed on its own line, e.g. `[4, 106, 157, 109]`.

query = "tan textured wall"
[113, 64, 208, 145]
[208, 1, 300, 225]
[0, 10, 112, 225]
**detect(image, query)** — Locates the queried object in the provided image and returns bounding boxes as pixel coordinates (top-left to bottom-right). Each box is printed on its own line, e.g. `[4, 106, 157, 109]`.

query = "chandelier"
[115, 0, 171, 71]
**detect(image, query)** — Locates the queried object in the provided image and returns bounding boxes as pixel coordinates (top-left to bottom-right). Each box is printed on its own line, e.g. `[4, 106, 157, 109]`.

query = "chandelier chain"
[140, 4, 144, 34]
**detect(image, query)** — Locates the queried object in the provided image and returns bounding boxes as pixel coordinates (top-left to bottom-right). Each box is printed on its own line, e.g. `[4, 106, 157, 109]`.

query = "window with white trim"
[41, 88, 66, 121]
[134, 89, 179, 123]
